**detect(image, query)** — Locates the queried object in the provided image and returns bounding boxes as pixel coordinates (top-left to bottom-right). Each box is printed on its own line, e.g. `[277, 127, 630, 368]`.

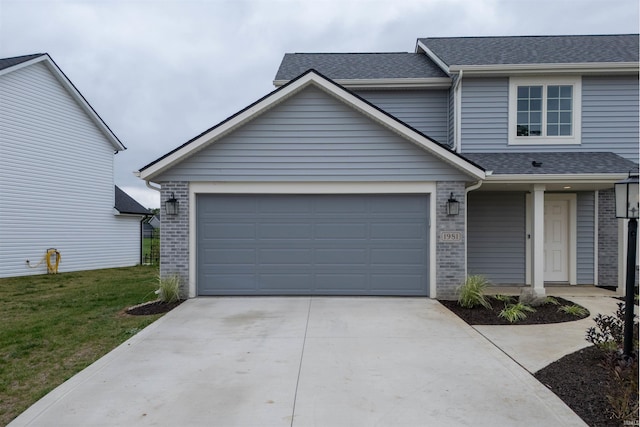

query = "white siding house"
[0, 53, 148, 277]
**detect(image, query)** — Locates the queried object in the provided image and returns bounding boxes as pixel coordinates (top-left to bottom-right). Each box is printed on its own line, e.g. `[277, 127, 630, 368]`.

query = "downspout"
[464, 178, 485, 277]
[453, 70, 463, 153]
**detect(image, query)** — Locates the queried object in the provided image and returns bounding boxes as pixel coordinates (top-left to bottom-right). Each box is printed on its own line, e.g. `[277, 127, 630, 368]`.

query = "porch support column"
[530, 184, 546, 297]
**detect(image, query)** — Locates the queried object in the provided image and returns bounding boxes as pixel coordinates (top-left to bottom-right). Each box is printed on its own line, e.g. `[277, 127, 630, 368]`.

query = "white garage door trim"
[188, 182, 437, 298]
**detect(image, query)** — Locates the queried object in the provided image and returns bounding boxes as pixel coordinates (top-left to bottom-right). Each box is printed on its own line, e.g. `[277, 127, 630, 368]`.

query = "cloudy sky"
[1, 0, 638, 208]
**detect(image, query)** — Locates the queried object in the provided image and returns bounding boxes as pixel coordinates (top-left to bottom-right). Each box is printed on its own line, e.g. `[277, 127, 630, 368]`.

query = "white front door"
[544, 198, 569, 282]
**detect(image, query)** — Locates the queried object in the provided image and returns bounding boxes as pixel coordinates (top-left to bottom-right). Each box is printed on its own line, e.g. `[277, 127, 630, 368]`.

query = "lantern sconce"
[165, 192, 179, 216]
[446, 192, 460, 216]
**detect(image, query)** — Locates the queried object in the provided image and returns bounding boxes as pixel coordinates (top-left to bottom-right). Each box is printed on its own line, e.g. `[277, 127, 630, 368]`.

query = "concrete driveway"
[10, 297, 585, 426]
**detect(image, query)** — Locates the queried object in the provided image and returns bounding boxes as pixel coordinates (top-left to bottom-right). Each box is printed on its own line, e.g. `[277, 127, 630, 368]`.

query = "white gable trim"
[139, 71, 484, 181]
[0, 54, 125, 151]
[415, 40, 451, 75]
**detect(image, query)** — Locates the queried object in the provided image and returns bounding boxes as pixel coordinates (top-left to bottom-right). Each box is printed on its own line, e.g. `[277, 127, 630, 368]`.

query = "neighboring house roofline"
[0, 53, 126, 151]
[138, 69, 485, 181]
[114, 186, 151, 216]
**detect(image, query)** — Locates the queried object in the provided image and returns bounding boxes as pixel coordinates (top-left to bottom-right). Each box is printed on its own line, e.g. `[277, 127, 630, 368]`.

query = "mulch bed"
[439, 296, 589, 325]
[535, 346, 639, 427]
[125, 300, 184, 315]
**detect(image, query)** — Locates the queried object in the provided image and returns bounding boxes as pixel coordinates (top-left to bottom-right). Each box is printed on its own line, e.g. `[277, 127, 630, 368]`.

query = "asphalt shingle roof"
[115, 186, 151, 215]
[274, 53, 448, 81]
[0, 53, 45, 71]
[419, 34, 639, 67]
[463, 152, 639, 175]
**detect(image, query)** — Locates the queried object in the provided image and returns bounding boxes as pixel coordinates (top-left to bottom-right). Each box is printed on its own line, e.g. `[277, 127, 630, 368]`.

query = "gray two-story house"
[138, 34, 639, 299]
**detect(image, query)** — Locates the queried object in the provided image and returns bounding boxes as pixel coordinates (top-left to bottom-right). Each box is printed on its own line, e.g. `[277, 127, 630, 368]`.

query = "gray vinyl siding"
[576, 192, 595, 284]
[157, 86, 470, 182]
[460, 76, 640, 163]
[354, 89, 449, 144]
[460, 77, 509, 152]
[582, 75, 639, 163]
[467, 192, 525, 284]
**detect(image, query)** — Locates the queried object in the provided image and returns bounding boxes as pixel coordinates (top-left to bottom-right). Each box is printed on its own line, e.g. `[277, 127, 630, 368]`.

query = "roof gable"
[138, 70, 484, 181]
[418, 34, 639, 73]
[0, 53, 125, 151]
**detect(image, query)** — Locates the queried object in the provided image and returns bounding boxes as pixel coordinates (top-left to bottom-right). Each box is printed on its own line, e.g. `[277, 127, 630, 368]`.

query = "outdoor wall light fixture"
[446, 192, 460, 216]
[614, 172, 639, 358]
[165, 192, 179, 216]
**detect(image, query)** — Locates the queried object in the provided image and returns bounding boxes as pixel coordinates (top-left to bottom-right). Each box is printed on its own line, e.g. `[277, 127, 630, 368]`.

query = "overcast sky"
[1, 0, 638, 208]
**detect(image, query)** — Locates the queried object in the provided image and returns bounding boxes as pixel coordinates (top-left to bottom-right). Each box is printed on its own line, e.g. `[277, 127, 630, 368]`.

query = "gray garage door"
[196, 194, 429, 296]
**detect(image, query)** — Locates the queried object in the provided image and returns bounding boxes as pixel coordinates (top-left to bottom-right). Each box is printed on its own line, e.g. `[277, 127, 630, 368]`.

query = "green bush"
[498, 302, 536, 323]
[457, 275, 492, 309]
[585, 302, 636, 352]
[544, 296, 560, 306]
[558, 304, 588, 317]
[156, 274, 181, 303]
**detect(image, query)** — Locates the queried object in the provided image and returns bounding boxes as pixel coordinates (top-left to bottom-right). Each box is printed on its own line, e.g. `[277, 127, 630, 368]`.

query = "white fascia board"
[143, 71, 485, 181]
[415, 41, 451, 76]
[449, 62, 639, 76]
[273, 77, 452, 89]
[1, 54, 126, 151]
[485, 173, 629, 183]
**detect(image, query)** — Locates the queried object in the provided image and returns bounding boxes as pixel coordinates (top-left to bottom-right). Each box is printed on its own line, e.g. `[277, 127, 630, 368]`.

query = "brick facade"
[160, 181, 190, 298]
[598, 189, 618, 286]
[435, 181, 467, 299]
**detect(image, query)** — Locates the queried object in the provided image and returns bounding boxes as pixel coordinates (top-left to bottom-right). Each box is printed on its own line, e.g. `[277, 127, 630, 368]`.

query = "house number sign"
[440, 231, 462, 242]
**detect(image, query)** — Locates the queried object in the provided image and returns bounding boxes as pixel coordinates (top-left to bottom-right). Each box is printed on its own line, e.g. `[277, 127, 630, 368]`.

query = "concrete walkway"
[475, 296, 623, 373]
[9, 297, 586, 427]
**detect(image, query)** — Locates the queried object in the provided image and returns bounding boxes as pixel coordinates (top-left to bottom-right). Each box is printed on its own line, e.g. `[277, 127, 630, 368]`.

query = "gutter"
[464, 179, 484, 277]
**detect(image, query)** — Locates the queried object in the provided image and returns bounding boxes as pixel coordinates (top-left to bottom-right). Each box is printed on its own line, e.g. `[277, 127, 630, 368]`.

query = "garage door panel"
[315, 248, 368, 265]
[370, 223, 425, 239]
[197, 194, 429, 296]
[205, 248, 255, 265]
[259, 223, 312, 239]
[204, 223, 256, 239]
[315, 223, 367, 238]
[258, 249, 313, 264]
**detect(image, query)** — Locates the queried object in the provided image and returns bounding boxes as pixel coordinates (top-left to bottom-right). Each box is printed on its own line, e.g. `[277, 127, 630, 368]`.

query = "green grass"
[0, 265, 161, 425]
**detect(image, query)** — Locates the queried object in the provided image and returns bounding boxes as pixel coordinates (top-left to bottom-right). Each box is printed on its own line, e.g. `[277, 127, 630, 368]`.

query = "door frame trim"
[188, 182, 437, 298]
[526, 193, 577, 285]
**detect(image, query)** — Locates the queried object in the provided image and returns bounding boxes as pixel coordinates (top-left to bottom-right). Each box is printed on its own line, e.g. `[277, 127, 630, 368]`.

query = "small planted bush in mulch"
[126, 300, 184, 316]
[439, 296, 589, 325]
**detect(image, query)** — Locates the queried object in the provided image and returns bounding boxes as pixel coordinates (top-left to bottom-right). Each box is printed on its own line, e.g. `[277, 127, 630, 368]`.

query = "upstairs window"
[509, 77, 581, 145]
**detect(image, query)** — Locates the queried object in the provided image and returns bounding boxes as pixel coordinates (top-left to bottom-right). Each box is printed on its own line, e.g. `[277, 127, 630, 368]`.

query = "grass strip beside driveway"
[0, 265, 161, 425]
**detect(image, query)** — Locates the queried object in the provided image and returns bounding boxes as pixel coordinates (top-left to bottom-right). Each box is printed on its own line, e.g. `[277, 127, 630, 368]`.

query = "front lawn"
[0, 265, 161, 425]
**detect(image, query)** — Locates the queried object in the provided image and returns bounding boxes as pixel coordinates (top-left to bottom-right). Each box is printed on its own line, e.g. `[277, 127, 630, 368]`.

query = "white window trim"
[508, 76, 582, 145]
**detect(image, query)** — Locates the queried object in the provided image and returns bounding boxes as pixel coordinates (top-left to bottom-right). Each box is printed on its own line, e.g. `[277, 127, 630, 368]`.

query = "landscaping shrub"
[456, 275, 492, 309]
[498, 302, 536, 323]
[558, 304, 588, 317]
[156, 274, 181, 303]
